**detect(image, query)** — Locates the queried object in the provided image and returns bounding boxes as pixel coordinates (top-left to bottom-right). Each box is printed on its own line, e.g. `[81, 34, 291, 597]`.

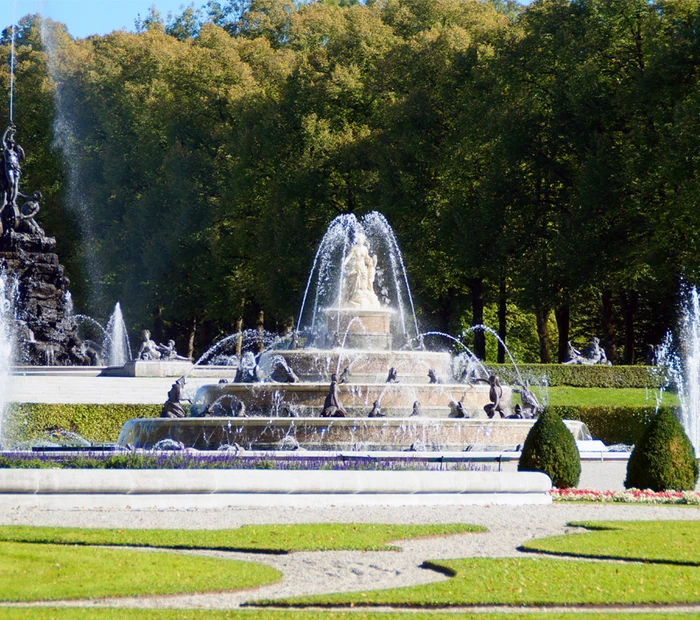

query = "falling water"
[296, 212, 420, 343]
[40, 16, 103, 309]
[660, 287, 700, 456]
[0, 272, 17, 447]
[104, 302, 131, 366]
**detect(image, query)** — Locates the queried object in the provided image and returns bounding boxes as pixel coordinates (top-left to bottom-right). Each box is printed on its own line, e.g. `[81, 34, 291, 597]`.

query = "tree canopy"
[1, 0, 699, 361]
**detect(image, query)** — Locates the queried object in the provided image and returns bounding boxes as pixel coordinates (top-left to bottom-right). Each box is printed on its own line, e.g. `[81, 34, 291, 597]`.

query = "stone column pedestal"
[324, 307, 393, 350]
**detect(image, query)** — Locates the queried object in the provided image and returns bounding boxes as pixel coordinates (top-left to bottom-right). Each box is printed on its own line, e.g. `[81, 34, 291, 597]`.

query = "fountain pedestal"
[325, 308, 393, 350]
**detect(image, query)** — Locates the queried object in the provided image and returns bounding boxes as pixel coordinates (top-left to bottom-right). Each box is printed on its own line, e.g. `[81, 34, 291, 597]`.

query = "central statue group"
[0, 124, 45, 237]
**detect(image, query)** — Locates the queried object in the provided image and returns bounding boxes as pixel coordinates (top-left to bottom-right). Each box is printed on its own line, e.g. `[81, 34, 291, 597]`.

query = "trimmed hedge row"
[489, 364, 664, 388]
[551, 405, 665, 446]
[3, 403, 161, 445]
[2, 402, 672, 447]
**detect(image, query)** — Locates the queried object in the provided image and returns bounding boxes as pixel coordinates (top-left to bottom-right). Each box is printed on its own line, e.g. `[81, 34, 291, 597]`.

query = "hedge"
[488, 364, 665, 389]
[0, 403, 677, 448]
[550, 405, 665, 446]
[3, 404, 161, 446]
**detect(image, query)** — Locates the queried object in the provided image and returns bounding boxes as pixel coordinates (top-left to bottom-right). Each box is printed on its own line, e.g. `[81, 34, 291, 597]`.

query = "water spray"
[9, 0, 17, 122]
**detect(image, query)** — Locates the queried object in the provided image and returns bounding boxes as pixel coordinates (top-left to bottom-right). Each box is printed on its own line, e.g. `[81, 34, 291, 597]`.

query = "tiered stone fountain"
[118, 213, 589, 451]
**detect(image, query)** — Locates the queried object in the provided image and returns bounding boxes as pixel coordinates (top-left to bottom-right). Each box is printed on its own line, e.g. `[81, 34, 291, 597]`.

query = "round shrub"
[625, 409, 699, 491]
[518, 409, 581, 489]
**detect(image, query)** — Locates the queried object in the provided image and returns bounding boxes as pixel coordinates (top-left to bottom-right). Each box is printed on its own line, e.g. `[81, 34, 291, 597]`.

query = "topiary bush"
[518, 409, 581, 489]
[625, 409, 699, 491]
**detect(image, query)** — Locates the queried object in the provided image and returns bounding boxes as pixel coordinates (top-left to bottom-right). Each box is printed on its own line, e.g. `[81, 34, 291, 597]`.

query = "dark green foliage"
[550, 405, 661, 446]
[625, 409, 699, 491]
[491, 365, 664, 388]
[519, 410, 581, 489]
[3, 404, 160, 445]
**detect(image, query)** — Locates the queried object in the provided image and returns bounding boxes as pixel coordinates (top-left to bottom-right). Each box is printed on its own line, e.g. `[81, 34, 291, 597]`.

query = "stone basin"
[260, 348, 454, 384]
[117, 417, 591, 451]
[192, 382, 512, 418]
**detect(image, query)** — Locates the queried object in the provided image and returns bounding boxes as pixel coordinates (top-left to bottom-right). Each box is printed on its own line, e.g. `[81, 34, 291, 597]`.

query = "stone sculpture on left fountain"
[0, 123, 87, 365]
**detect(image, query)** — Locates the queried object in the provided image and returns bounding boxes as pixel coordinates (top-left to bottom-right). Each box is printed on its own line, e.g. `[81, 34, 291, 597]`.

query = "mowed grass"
[0, 523, 485, 553]
[521, 520, 700, 565]
[0, 541, 280, 602]
[530, 387, 678, 407]
[0, 611, 694, 620]
[267, 556, 700, 607]
[0, 611, 693, 620]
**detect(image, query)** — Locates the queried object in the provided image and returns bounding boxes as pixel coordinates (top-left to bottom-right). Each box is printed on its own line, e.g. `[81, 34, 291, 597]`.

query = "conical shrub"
[518, 409, 581, 489]
[625, 409, 698, 491]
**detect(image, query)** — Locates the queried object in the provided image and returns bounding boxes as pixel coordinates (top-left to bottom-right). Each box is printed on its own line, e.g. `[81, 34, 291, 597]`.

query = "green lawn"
[266, 556, 700, 607]
[520, 520, 700, 564]
[530, 387, 678, 407]
[0, 523, 485, 553]
[0, 611, 693, 620]
[0, 542, 279, 602]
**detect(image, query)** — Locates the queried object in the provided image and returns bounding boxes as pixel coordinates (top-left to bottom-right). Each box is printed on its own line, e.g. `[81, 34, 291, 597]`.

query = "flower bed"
[552, 487, 700, 505]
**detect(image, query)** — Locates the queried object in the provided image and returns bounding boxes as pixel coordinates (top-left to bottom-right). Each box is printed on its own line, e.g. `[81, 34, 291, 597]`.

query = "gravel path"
[0, 503, 698, 610]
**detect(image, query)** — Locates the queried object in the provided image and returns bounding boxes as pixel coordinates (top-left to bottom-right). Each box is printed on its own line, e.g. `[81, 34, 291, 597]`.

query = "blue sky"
[1, 0, 196, 38]
[2, 1, 533, 40]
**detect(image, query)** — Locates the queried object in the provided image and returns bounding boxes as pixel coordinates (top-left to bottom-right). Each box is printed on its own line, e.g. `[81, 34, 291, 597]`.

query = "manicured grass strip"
[0, 542, 279, 602]
[532, 387, 678, 407]
[264, 557, 700, 607]
[521, 520, 700, 565]
[0, 524, 485, 553]
[0, 612, 691, 620]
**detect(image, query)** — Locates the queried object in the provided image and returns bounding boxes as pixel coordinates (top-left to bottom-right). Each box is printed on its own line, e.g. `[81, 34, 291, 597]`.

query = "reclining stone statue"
[562, 337, 611, 365]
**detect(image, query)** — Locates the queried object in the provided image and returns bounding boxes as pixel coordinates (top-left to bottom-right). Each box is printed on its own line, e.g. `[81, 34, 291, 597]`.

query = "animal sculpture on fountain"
[475, 375, 506, 418]
[428, 369, 442, 384]
[368, 400, 385, 418]
[410, 401, 422, 417]
[513, 380, 542, 419]
[338, 366, 351, 384]
[160, 377, 189, 418]
[449, 400, 468, 418]
[386, 367, 398, 383]
[341, 232, 381, 309]
[321, 373, 347, 417]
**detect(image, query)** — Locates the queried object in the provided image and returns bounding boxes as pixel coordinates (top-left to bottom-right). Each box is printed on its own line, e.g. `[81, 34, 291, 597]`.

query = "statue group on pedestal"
[137, 329, 191, 361]
[0, 124, 45, 237]
[341, 233, 381, 309]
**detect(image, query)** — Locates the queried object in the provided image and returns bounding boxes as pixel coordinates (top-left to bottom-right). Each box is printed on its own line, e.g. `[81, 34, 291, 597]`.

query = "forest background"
[0, 0, 699, 364]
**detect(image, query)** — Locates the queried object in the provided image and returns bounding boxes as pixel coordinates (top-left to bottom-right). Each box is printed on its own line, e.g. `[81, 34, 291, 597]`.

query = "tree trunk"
[622, 289, 639, 365]
[554, 305, 570, 363]
[535, 308, 552, 363]
[152, 306, 164, 344]
[187, 317, 197, 360]
[466, 278, 486, 360]
[601, 289, 618, 364]
[498, 278, 507, 364]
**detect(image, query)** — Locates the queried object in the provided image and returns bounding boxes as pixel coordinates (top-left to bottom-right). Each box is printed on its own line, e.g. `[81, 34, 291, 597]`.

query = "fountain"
[656, 286, 700, 456]
[104, 302, 131, 367]
[118, 213, 590, 451]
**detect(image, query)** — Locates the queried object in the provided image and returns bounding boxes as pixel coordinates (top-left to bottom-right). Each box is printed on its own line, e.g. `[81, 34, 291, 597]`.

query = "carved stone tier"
[118, 417, 591, 451]
[192, 381, 513, 418]
[324, 307, 394, 350]
[262, 349, 453, 383]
